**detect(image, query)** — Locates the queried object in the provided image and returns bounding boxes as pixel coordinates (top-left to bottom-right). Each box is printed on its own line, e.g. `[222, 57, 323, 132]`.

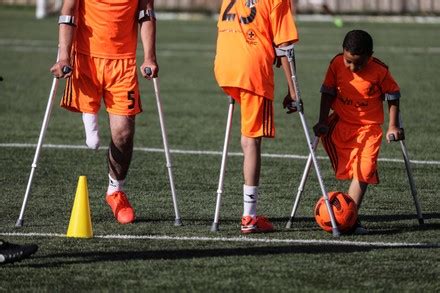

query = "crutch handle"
[388, 128, 405, 142]
[144, 67, 153, 77]
[62, 66, 72, 74]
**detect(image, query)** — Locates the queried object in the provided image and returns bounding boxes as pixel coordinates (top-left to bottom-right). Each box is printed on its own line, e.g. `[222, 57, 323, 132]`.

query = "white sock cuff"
[243, 184, 258, 198]
[243, 185, 258, 217]
[107, 174, 126, 195]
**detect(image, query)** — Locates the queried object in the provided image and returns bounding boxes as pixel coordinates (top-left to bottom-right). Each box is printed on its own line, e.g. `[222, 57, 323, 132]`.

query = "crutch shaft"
[286, 137, 319, 228]
[152, 77, 182, 226]
[389, 113, 424, 225]
[16, 76, 60, 227]
[286, 50, 340, 236]
[211, 98, 235, 232]
[399, 140, 424, 224]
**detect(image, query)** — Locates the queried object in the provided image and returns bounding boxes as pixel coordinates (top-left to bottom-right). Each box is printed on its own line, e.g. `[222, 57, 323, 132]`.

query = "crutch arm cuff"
[384, 92, 401, 101]
[138, 9, 156, 23]
[58, 15, 76, 26]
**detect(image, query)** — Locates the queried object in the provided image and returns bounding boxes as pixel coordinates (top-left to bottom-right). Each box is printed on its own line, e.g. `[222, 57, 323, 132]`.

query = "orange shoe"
[106, 191, 135, 224]
[241, 215, 274, 234]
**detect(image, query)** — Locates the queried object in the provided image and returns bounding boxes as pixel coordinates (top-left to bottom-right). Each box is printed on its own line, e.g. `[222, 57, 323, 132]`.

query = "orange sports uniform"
[214, 0, 298, 137]
[321, 54, 401, 184]
[61, 0, 142, 115]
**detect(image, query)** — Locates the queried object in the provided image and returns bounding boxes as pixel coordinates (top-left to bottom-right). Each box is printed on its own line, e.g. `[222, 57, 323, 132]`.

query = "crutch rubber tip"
[174, 218, 183, 226]
[418, 218, 424, 225]
[332, 229, 341, 237]
[211, 222, 220, 232]
[285, 220, 293, 229]
[15, 219, 24, 227]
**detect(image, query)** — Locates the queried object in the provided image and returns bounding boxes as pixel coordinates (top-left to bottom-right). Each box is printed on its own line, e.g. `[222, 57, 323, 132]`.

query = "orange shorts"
[321, 113, 382, 184]
[61, 52, 142, 115]
[222, 87, 274, 138]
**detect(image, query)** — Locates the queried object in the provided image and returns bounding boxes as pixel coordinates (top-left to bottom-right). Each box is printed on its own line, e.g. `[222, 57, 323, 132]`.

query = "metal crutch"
[145, 68, 182, 226]
[16, 60, 70, 227]
[388, 114, 424, 225]
[211, 97, 235, 232]
[276, 44, 340, 237]
[285, 136, 319, 229]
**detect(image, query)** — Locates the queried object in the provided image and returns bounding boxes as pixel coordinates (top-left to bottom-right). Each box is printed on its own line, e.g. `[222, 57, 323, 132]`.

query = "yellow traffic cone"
[66, 176, 93, 238]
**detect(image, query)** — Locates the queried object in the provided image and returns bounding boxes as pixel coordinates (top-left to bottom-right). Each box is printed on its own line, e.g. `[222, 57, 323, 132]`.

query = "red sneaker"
[241, 215, 274, 234]
[106, 191, 135, 224]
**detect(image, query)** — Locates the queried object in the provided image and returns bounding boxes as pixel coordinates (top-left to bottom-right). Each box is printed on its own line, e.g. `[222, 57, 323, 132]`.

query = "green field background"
[0, 7, 439, 292]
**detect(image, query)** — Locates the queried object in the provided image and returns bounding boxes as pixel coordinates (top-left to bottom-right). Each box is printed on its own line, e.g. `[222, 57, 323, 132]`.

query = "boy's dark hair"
[342, 30, 373, 56]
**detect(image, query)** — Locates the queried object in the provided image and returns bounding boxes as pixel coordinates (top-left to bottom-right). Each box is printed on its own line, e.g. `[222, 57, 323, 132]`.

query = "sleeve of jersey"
[381, 70, 401, 101]
[270, 1, 298, 46]
[320, 63, 337, 97]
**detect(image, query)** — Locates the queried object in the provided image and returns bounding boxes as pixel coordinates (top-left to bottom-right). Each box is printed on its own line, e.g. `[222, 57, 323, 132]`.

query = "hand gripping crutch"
[285, 136, 319, 229]
[276, 45, 340, 237]
[211, 97, 235, 232]
[388, 114, 424, 225]
[16, 56, 71, 227]
[145, 68, 182, 226]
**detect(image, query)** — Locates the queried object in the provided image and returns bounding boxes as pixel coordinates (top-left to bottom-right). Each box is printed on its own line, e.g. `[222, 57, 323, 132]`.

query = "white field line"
[1, 142, 440, 166]
[0, 232, 438, 248]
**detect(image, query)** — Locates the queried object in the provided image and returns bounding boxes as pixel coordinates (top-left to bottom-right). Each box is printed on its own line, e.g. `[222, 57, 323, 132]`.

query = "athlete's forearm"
[387, 100, 400, 128]
[139, 0, 157, 64]
[58, 0, 77, 62]
[318, 93, 334, 123]
[277, 42, 296, 100]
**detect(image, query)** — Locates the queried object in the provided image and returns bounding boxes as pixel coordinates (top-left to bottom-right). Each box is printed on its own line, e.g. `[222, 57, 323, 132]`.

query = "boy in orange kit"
[214, 0, 299, 233]
[50, 0, 158, 224]
[313, 30, 404, 234]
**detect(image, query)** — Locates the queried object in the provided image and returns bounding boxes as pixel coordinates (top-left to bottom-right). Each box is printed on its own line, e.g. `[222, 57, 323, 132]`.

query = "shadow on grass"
[30, 243, 374, 268]
[29, 239, 440, 268]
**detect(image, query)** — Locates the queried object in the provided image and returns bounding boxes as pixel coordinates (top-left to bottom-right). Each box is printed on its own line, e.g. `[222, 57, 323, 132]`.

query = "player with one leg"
[214, 0, 299, 233]
[313, 30, 404, 234]
[50, 0, 158, 224]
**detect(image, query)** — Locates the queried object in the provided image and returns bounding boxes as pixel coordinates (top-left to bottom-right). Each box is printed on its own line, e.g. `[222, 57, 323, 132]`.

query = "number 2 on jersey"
[222, 0, 257, 24]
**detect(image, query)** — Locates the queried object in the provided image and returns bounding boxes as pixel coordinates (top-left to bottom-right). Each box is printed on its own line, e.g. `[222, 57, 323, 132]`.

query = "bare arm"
[50, 0, 77, 78]
[139, 0, 158, 79]
[277, 41, 297, 101]
[386, 100, 403, 142]
[313, 92, 335, 136]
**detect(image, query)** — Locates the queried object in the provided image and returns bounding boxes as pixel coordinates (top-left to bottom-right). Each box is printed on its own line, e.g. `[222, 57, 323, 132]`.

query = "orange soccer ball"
[314, 191, 358, 233]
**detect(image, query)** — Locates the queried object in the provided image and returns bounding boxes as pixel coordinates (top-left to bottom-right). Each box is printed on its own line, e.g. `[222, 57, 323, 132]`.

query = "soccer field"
[1, 6, 439, 291]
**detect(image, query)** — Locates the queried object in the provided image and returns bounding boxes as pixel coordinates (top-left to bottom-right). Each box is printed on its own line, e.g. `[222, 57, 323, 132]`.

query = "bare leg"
[108, 114, 135, 180]
[348, 178, 368, 209]
[241, 135, 261, 186]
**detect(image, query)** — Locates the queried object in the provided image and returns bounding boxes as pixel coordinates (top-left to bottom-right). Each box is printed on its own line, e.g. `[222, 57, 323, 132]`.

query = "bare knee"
[109, 115, 135, 148]
[241, 136, 261, 152]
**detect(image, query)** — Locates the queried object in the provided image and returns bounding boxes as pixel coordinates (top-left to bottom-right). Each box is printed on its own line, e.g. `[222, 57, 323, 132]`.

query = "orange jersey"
[75, 0, 138, 59]
[321, 54, 400, 125]
[214, 0, 298, 100]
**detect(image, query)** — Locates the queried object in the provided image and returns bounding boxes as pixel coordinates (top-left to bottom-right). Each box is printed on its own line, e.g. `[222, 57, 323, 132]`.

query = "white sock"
[107, 174, 125, 195]
[82, 113, 100, 150]
[243, 185, 258, 217]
